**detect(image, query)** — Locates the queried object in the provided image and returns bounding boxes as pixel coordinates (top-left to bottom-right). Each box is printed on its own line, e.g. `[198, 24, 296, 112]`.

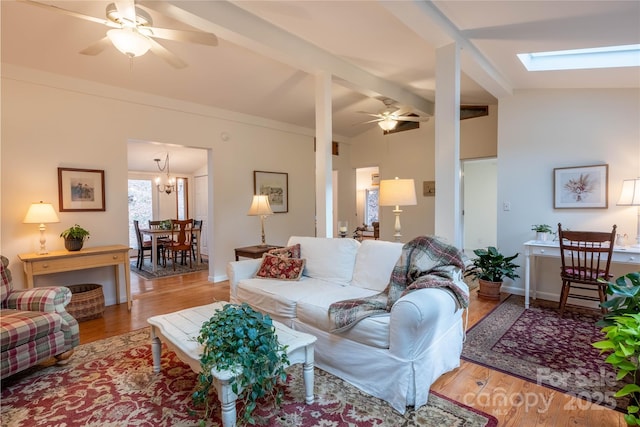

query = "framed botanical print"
[553, 164, 608, 209]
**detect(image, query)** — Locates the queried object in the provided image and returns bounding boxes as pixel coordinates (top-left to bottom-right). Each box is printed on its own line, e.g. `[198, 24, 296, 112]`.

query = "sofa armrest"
[388, 285, 465, 360]
[5, 286, 72, 313]
[227, 259, 262, 298]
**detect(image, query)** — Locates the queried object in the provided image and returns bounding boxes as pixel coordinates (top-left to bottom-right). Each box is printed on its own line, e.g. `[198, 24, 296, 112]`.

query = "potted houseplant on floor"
[593, 272, 640, 426]
[193, 303, 290, 426]
[60, 224, 90, 251]
[469, 246, 520, 300]
[531, 224, 553, 242]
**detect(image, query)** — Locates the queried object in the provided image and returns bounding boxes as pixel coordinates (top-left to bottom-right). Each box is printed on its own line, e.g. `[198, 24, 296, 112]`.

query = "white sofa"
[227, 236, 468, 413]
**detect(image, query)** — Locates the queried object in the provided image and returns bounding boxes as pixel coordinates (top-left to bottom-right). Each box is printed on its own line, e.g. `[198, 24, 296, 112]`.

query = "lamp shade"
[107, 28, 151, 57]
[23, 202, 60, 224]
[379, 178, 417, 207]
[247, 195, 273, 216]
[617, 178, 640, 206]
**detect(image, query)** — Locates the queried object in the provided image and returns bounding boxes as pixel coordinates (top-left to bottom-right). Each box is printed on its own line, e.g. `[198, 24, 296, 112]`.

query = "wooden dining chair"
[133, 220, 157, 270]
[166, 219, 194, 270]
[557, 223, 617, 316]
[191, 219, 203, 262]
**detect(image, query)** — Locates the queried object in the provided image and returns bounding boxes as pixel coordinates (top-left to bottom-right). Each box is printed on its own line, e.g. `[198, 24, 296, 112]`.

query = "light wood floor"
[78, 270, 625, 426]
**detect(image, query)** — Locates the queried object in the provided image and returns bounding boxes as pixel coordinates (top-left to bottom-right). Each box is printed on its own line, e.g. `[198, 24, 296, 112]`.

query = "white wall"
[497, 89, 640, 300]
[1, 66, 317, 303]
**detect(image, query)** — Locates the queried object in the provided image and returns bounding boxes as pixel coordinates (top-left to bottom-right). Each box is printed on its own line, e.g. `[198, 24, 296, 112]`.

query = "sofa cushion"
[351, 240, 403, 292]
[268, 244, 301, 259]
[0, 309, 63, 352]
[296, 287, 391, 348]
[287, 236, 360, 285]
[236, 277, 347, 320]
[255, 254, 305, 280]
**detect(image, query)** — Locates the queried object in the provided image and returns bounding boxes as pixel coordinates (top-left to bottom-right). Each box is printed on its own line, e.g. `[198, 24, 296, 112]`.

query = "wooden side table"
[234, 245, 282, 261]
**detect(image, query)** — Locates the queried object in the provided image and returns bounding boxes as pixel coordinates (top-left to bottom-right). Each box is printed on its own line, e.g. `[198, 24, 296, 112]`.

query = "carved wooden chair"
[557, 223, 617, 316]
[166, 219, 194, 270]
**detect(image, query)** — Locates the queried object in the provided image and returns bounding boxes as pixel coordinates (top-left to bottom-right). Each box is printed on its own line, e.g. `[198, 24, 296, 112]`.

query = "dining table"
[139, 226, 202, 273]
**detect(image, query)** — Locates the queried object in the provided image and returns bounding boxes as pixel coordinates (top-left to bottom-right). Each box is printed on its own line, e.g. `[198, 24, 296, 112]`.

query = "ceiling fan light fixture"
[378, 117, 398, 131]
[107, 28, 151, 57]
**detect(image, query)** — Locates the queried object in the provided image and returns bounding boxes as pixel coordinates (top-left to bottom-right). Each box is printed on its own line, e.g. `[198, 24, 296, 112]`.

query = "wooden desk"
[18, 245, 133, 311]
[234, 245, 282, 261]
[523, 240, 639, 309]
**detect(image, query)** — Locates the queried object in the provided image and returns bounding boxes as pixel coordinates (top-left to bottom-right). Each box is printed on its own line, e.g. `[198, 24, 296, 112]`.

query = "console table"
[18, 245, 133, 311]
[234, 244, 282, 261]
[523, 240, 639, 309]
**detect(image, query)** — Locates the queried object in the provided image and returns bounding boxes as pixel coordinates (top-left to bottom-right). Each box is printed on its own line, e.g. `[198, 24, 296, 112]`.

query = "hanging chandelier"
[154, 153, 176, 195]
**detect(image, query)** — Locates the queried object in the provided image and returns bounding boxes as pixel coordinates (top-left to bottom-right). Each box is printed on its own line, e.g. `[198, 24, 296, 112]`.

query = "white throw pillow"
[287, 236, 360, 284]
[351, 240, 403, 292]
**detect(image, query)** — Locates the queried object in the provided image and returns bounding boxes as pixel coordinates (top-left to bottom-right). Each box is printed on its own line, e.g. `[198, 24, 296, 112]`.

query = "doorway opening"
[355, 166, 379, 230]
[462, 158, 497, 255]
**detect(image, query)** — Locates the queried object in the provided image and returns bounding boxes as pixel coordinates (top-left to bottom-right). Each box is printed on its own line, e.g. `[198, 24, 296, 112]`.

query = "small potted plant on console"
[531, 224, 553, 242]
[60, 224, 90, 251]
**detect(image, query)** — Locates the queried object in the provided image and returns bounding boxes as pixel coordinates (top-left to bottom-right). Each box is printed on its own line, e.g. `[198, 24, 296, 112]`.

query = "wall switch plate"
[503, 201, 511, 211]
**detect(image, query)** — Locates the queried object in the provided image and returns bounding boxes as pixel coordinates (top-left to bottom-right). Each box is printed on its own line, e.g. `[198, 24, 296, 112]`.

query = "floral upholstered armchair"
[0, 255, 79, 379]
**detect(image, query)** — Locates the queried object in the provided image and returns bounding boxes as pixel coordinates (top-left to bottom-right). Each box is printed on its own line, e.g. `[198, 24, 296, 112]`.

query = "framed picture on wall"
[254, 171, 288, 213]
[58, 167, 106, 212]
[553, 164, 608, 209]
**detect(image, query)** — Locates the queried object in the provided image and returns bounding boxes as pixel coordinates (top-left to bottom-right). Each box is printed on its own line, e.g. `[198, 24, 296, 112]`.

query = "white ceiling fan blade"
[19, 0, 115, 27]
[357, 118, 384, 125]
[394, 116, 431, 122]
[146, 26, 218, 46]
[357, 111, 384, 118]
[79, 37, 112, 56]
[114, 0, 137, 26]
[148, 37, 187, 69]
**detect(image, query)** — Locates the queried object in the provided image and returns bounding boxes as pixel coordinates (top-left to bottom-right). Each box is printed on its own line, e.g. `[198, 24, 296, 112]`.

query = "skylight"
[517, 44, 640, 71]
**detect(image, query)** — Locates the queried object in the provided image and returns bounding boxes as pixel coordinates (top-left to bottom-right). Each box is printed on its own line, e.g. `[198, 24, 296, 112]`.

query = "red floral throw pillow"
[268, 243, 301, 259]
[256, 253, 305, 280]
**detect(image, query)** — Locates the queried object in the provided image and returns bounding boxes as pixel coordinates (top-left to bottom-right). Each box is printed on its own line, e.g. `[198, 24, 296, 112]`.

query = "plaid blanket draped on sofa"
[328, 236, 468, 332]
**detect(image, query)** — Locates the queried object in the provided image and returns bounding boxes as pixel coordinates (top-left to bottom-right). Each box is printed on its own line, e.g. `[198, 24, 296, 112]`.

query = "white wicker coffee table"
[147, 301, 316, 427]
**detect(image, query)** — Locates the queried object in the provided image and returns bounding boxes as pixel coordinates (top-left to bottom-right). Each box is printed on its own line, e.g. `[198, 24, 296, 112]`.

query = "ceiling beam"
[381, 0, 513, 99]
[142, 0, 434, 116]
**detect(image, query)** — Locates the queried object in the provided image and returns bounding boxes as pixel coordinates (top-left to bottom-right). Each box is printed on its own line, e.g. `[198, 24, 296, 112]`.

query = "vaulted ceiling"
[3, 0, 639, 173]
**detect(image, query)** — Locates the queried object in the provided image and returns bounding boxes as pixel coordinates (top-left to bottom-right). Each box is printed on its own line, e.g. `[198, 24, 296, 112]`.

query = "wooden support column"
[315, 71, 333, 237]
[435, 43, 462, 247]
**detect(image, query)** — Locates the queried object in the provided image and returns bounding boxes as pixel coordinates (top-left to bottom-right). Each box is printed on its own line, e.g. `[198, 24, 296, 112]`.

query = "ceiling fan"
[20, 0, 218, 69]
[357, 98, 430, 131]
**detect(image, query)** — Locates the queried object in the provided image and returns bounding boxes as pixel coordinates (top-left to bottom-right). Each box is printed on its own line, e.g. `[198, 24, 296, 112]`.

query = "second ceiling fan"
[358, 98, 430, 131]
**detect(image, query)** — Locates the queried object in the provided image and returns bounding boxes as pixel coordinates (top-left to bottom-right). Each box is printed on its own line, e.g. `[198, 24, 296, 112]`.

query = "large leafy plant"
[469, 246, 520, 283]
[598, 272, 640, 327]
[593, 313, 640, 425]
[193, 303, 289, 425]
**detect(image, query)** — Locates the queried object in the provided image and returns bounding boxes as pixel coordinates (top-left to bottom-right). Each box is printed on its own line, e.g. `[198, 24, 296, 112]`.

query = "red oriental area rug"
[1, 328, 497, 427]
[461, 295, 631, 412]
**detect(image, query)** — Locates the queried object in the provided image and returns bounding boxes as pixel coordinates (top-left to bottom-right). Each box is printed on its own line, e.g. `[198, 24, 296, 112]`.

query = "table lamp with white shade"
[617, 178, 640, 247]
[379, 177, 417, 242]
[23, 201, 60, 254]
[247, 195, 274, 246]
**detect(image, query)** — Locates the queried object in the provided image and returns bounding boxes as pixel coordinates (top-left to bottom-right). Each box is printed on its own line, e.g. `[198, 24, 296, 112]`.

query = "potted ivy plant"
[531, 224, 553, 241]
[60, 224, 90, 251]
[193, 303, 289, 425]
[593, 272, 640, 425]
[469, 246, 519, 300]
